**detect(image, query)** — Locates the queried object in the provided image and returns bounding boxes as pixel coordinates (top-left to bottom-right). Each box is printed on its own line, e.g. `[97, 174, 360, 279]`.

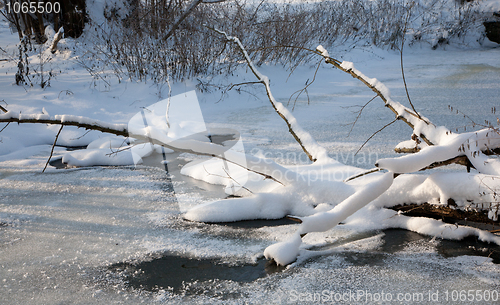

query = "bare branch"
[344, 168, 383, 182]
[355, 118, 398, 155]
[0, 122, 10, 133]
[162, 0, 203, 41]
[287, 59, 322, 111]
[42, 125, 64, 173]
[346, 95, 378, 137]
[400, 2, 422, 120]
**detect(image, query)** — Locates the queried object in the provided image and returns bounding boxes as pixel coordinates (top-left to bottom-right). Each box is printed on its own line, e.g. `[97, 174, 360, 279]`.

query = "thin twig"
[42, 125, 63, 173]
[400, 2, 422, 120]
[355, 118, 398, 155]
[202, 164, 253, 195]
[69, 130, 91, 140]
[226, 81, 262, 92]
[344, 168, 383, 182]
[105, 144, 133, 156]
[287, 59, 322, 111]
[222, 167, 253, 195]
[0, 122, 10, 133]
[347, 95, 378, 137]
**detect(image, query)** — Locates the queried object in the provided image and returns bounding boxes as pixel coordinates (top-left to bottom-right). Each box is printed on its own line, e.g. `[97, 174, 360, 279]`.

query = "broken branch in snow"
[376, 127, 500, 176]
[50, 27, 64, 54]
[210, 27, 329, 162]
[265, 172, 394, 266]
[312, 45, 500, 175]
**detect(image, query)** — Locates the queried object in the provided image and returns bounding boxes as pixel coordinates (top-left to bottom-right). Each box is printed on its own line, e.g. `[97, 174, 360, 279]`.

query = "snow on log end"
[264, 233, 302, 266]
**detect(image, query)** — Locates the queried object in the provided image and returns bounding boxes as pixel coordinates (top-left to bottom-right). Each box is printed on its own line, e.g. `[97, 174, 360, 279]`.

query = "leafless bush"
[84, 0, 483, 83]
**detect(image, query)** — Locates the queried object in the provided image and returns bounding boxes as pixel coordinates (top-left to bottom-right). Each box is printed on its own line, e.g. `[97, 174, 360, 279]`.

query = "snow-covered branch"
[0, 111, 128, 136]
[315, 45, 448, 147]
[314, 45, 500, 175]
[211, 28, 329, 162]
[376, 128, 500, 175]
[0, 110, 290, 185]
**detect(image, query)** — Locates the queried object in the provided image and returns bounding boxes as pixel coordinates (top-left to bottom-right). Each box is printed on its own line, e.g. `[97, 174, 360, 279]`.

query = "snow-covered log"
[264, 171, 394, 265]
[376, 128, 500, 175]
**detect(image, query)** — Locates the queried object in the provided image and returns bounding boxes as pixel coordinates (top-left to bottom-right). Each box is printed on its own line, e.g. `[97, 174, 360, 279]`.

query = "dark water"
[109, 228, 500, 294]
[109, 254, 287, 295]
[109, 256, 284, 293]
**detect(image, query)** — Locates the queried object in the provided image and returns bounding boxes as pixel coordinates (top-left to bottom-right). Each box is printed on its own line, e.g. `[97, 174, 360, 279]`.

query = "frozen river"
[1, 48, 500, 304]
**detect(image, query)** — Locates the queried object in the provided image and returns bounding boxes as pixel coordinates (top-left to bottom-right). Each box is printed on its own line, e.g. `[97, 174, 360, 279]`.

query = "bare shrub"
[82, 0, 483, 83]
